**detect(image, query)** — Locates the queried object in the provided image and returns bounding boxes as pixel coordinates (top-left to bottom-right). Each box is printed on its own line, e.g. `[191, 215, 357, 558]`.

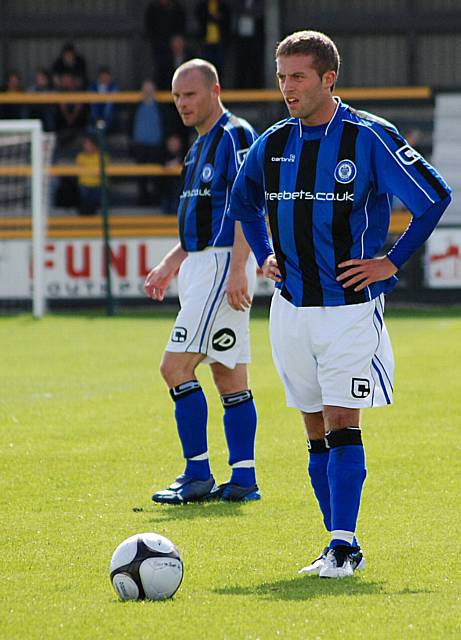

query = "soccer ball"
[110, 532, 184, 601]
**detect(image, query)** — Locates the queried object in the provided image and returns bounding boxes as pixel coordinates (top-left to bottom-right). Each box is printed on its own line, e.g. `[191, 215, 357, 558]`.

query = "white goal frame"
[0, 120, 44, 318]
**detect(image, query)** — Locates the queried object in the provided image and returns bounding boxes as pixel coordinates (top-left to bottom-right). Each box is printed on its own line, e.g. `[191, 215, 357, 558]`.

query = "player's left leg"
[318, 406, 366, 578]
[210, 362, 260, 501]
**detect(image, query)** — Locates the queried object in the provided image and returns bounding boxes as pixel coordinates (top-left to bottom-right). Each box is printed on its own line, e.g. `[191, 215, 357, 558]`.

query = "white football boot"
[319, 545, 365, 579]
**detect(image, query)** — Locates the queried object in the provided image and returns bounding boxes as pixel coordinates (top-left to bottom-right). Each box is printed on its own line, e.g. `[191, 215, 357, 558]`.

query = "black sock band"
[326, 427, 363, 448]
[221, 389, 253, 409]
[169, 380, 201, 402]
[307, 438, 329, 453]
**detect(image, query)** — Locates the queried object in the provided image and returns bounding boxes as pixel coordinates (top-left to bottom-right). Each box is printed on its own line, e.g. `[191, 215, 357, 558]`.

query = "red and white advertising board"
[426, 229, 461, 288]
[0, 237, 274, 299]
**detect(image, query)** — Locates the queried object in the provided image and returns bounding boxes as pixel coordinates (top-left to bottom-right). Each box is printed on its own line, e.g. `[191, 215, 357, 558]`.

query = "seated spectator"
[88, 66, 119, 133]
[27, 69, 56, 132]
[161, 133, 184, 214]
[0, 70, 27, 119]
[55, 72, 88, 148]
[52, 42, 87, 89]
[131, 79, 164, 206]
[75, 133, 109, 215]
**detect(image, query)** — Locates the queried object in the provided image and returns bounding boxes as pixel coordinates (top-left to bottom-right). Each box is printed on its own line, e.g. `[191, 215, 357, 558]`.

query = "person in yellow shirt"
[75, 133, 109, 215]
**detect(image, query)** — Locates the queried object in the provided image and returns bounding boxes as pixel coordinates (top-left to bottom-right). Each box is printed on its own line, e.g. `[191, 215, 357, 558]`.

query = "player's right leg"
[152, 350, 218, 505]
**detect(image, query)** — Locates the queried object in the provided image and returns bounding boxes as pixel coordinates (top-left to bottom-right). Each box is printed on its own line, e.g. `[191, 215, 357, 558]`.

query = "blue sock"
[326, 428, 367, 549]
[307, 438, 331, 532]
[170, 380, 210, 481]
[222, 390, 257, 487]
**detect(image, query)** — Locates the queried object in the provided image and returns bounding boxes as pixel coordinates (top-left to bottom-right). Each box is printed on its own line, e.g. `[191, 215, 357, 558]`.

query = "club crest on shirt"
[201, 163, 214, 182]
[334, 159, 357, 184]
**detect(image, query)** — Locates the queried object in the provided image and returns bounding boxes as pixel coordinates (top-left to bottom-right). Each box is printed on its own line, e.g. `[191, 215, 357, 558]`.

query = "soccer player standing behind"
[144, 59, 261, 504]
[228, 31, 451, 577]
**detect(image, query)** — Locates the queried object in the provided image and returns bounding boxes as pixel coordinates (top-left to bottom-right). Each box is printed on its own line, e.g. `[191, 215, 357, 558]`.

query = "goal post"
[0, 120, 50, 318]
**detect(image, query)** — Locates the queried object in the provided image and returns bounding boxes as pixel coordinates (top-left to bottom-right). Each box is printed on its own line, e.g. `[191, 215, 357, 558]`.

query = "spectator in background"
[52, 42, 87, 89]
[55, 72, 88, 147]
[0, 70, 27, 119]
[144, 0, 186, 88]
[27, 69, 56, 132]
[132, 79, 164, 206]
[231, 0, 264, 88]
[75, 133, 108, 215]
[156, 34, 195, 91]
[161, 132, 184, 214]
[195, 0, 230, 79]
[88, 66, 119, 133]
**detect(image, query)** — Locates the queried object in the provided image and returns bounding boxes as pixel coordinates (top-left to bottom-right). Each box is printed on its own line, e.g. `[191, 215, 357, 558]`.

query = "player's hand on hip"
[227, 268, 252, 311]
[262, 254, 282, 283]
[143, 264, 173, 301]
[337, 256, 398, 291]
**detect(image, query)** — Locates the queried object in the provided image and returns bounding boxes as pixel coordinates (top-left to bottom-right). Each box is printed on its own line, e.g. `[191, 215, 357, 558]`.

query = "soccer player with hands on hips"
[144, 59, 261, 504]
[228, 31, 451, 577]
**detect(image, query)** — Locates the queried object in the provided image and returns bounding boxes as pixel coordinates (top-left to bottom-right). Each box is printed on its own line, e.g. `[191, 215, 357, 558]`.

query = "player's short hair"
[276, 30, 340, 81]
[172, 58, 219, 88]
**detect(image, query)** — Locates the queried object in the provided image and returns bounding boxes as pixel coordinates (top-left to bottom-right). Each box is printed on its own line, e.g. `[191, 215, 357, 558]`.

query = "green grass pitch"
[1, 308, 460, 640]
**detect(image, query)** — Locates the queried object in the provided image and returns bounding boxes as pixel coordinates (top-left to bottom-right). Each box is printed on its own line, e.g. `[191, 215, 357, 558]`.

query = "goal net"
[0, 121, 54, 318]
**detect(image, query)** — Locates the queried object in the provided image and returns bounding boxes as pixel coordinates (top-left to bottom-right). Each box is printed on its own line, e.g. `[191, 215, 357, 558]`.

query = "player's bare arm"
[227, 222, 253, 312]
[337, 256, 398, 292]
[262, 254, 282, 283]
[144, 242, 187, 301]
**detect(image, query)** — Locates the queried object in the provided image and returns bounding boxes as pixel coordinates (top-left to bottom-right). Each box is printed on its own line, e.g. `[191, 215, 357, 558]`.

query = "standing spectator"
[88, 66, 119, 133]
[144, 0, 186, 87]
[27, 69, 56, 132]
[55, 72, 88, 147]
[132, 79, 164, 206]
[52, 42, 87, 89]
[75, 133, 108, 215]
[195, 0, 230, 79]
[156, 34, 195, 91]
[231, 0, 264, 88]
[161, 132, 184, 214]
[0, 71, 27, 119]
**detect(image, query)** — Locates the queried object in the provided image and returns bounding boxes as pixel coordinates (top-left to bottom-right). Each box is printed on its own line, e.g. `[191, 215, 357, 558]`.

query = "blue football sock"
[326, 427, 367, 549]
[170, 380, 210, 481]
[222, 390, 257, 487]
[307, 438, 331, 532]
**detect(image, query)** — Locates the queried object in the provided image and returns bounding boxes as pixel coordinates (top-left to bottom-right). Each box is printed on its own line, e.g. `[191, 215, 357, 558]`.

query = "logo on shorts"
[334, 159, 357, 184]
[351, 377, 371, 398]
[171, 326, 187, 343]
[201, 163, 214, 182]
[212, 328, 236, 351]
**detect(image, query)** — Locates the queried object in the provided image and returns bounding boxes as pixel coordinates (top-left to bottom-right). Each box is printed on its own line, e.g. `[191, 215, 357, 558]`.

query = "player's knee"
[324, 406, 360, 430]
[160, 357, 193, 387]
[211, 363, 248, 395]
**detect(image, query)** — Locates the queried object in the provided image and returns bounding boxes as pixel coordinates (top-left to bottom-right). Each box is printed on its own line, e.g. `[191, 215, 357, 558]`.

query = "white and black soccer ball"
[110, 532, 184, 601]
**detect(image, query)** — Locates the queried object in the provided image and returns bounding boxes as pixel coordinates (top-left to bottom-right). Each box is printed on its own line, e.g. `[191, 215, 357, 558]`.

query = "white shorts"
[269, 289, 394, 412]
[166, 248, 256, 369]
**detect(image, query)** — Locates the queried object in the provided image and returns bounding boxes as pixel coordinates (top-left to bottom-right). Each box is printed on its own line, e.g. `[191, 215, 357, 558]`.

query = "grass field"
[1, 308, 460, 640]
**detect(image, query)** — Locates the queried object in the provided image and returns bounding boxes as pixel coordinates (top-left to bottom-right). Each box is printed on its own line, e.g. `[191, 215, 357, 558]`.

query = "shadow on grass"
[213, 577, 433, 601]
[133, 500, 251, 523]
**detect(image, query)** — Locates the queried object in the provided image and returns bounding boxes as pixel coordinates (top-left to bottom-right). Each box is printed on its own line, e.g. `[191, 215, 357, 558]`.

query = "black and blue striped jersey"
[228, 99, 451, 307]
[178, 110, 257, 251]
